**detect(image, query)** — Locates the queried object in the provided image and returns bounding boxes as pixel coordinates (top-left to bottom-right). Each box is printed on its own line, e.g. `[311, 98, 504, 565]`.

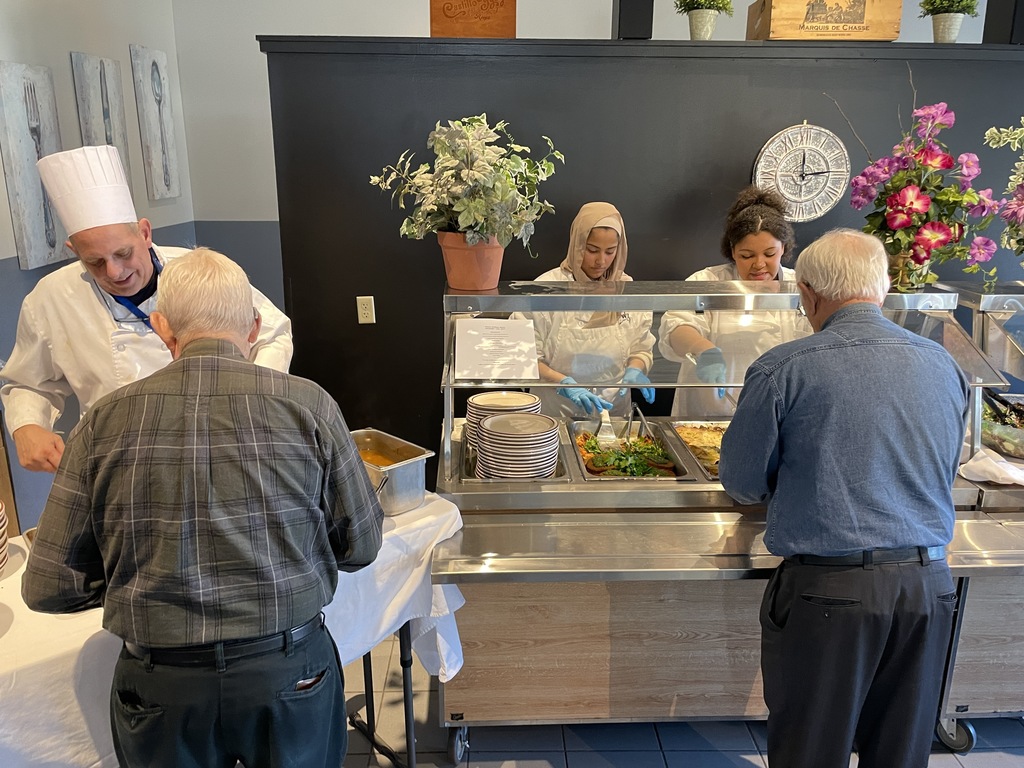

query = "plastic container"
[352, 428, 435, 516]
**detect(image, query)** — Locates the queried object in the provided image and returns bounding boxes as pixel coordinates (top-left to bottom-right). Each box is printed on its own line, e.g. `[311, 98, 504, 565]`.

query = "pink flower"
[851, 184, 878, 210]
[968, 237, 998, 265]
[913, 103, 956, 139]
[916, 148, 955, 171]
[1003, 196, 1024, 227]
[886, 209, 914, 229]
[892, 138, 915, 157]
[890, 185, 931, 214]
[969, 189, 1004, 218]
[915, 221, 953, 251]
[958, 153, 981, 190]
[909, 244, 931, 265]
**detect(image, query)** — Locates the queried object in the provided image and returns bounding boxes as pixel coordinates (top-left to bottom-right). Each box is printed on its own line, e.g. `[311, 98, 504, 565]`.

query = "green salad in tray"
[576, 432, 676, 477]
[982, 401, 1024, 459]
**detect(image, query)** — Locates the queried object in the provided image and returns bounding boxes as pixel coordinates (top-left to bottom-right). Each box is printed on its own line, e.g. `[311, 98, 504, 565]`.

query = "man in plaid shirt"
[23, 247, 383, 768]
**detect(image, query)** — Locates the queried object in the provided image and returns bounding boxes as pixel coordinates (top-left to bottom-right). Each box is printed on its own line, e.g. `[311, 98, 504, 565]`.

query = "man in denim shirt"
[720, 229, 968, 768]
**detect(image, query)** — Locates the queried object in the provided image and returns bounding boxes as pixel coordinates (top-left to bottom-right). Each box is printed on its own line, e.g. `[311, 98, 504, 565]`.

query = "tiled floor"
[341, 634, 1024, 768]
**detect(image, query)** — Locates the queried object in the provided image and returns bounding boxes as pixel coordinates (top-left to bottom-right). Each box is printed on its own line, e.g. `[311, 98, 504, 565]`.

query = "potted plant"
[919, 0, 979, 44]
[674, 0, 734, 41]
[370, 114, 563, 290]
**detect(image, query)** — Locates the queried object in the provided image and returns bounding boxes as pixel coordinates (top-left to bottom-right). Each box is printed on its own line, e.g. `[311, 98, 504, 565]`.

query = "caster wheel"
[936, 719, 977, 754]
[447, 725, 469, 764]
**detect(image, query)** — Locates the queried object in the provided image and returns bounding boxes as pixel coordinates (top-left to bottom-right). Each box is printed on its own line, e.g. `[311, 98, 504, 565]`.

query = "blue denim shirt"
[719, 303, 968, 557]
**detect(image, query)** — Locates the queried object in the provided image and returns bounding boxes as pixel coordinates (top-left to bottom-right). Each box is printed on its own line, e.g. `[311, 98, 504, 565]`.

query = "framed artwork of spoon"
[129, 44, 180, 200]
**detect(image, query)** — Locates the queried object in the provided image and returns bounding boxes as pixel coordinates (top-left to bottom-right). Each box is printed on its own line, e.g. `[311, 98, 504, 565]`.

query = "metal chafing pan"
[568, 419, 693, 482]
[667, 421, 730, 482]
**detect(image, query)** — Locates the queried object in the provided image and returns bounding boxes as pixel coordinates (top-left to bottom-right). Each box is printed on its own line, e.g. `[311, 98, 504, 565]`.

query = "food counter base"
[434, 432, 1024, 732]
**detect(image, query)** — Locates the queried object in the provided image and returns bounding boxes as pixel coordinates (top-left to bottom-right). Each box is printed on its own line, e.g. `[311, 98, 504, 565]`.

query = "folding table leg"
[398, 621, 417, 768]
[347, 644, 408, 767]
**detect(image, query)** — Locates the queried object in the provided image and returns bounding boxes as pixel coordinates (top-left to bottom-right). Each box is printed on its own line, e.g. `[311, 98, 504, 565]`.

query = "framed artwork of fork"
[70, 52, 133, 197]
[0, 62, 69, 270]
[128, 44, 179, 201]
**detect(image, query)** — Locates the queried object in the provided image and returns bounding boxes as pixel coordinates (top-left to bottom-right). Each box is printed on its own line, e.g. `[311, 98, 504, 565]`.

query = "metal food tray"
[568, 419, 694, 482]
[667, 421, 730, 482]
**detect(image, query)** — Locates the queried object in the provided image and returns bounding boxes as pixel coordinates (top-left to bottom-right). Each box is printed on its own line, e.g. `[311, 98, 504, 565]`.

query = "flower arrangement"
[370, 114, 563, 250]
[674, 0, 734, 15]
[849, 102, 1003, 289]
[983, 118, 1024, 258]
[919, 0, 979, 17]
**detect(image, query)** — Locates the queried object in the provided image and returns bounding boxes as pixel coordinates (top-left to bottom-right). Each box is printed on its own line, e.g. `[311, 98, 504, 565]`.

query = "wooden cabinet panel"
[442, 580, 767, 724]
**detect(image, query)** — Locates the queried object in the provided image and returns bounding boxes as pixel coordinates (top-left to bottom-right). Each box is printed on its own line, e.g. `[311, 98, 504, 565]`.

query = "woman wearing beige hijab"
[521, 202, 655, 418]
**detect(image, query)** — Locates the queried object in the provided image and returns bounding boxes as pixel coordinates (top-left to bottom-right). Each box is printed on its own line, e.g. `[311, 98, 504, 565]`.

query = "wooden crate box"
[746, 0, 903, 40]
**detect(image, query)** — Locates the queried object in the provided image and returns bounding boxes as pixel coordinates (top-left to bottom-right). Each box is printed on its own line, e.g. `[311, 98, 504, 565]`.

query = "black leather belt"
[788, 545, 946, 567]
[124, 614, 323, 666]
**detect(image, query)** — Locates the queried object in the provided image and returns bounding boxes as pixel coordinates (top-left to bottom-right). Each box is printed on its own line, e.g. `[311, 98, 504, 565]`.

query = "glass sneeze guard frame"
[441, 281, 1004, 478]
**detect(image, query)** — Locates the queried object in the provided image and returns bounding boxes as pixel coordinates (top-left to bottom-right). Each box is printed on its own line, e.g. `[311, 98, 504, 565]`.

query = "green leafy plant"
[370, 114, 563, 250]
[919, 0, 978, 17]
[674, 0, 734, 15]
[983, 118, 1024, 257]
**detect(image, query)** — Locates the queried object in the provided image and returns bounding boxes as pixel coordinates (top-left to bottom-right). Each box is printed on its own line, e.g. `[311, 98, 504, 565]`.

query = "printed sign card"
[431, 0, 517, 38]
[454, 317, 538, 381]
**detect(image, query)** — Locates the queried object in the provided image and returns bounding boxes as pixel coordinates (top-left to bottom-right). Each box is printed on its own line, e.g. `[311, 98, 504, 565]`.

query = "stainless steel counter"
[431, 510, 1024, 583]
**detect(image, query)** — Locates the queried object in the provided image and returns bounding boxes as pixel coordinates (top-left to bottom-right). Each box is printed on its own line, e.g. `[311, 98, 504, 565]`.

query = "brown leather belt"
[124, 614, 323, 666]
[788, 546, 946, 567]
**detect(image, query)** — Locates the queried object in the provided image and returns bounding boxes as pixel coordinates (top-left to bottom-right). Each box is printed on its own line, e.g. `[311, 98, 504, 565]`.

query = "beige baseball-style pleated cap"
[36, 145, 137, 236]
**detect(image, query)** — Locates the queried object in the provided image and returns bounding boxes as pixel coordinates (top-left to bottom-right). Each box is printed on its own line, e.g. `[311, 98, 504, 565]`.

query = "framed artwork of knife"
[128, 44, 179, 201]
[0, 61, 69, 270]
[70, 51, 133, 198]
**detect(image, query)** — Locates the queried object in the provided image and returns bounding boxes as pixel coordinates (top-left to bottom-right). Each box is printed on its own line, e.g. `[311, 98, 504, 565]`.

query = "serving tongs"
[982, 387, 1024, 428]
[630, 403, 653, 440]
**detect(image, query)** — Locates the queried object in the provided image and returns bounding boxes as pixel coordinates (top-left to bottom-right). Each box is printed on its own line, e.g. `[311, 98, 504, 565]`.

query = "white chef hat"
[36, 145, 137, 236]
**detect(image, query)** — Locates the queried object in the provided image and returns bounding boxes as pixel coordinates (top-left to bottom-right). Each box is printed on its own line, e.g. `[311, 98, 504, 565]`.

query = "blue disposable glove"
[695, 348, 726, 384]
[619, 366, 655, 404]
[695, 347, 727, 399]
[556, 377, 613, 414]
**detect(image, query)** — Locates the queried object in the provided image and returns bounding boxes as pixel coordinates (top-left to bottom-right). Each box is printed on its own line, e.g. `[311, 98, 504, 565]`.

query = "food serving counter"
[932, 282, 1024, 751]
[432, 281, 1024, 756]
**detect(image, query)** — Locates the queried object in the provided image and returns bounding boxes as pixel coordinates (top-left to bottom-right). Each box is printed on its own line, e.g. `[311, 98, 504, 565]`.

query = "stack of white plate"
[464, 391, 541, 453]
[0, 501, 8, 576]
[475, 412, 559, 479]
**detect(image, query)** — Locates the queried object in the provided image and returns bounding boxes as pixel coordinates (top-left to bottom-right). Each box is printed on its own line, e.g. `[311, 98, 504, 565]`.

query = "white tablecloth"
[0, 493, 464, 768]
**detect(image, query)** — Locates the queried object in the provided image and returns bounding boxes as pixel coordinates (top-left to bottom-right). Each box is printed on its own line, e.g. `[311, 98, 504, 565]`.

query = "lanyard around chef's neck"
[110, 248, 162, 330]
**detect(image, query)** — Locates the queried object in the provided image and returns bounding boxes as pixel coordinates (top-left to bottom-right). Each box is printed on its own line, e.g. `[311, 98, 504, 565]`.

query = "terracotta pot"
[932, 13, 964, 44]
[437, 232, 504, 291]
[688, 9, 719, 41]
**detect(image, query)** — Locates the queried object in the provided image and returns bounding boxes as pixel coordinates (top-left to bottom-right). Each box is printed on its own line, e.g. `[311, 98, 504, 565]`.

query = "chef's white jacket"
[658, 263, 809, 419]
[0, 245, 293, 436]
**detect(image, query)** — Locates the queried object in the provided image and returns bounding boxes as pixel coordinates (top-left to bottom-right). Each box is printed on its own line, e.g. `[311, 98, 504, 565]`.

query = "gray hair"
[156, 247, 254, 339]
[794, 229, 890, 303]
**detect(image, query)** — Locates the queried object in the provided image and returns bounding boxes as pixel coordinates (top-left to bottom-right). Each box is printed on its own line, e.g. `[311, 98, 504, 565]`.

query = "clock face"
[753, 123, 851, 223]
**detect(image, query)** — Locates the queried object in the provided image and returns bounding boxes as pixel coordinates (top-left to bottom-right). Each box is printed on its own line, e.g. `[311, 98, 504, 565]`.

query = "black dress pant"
[760, 558, 957, 768]
[110, 623, 347, 768]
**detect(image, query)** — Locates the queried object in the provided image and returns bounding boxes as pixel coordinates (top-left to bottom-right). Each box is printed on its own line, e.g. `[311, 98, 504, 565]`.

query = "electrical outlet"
[356, 295, 376, 324]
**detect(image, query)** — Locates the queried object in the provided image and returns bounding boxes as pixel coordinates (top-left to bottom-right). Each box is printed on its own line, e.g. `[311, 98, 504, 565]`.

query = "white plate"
[478, 412, 558, 437]
[468, 391, 541, 410]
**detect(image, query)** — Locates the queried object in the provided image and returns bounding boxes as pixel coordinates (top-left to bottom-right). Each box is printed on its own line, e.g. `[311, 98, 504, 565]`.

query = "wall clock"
[752, 122, 851, 223]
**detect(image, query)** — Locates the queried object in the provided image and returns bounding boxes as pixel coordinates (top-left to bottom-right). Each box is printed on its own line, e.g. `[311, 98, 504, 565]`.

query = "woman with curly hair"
[658, 186, 810, 418]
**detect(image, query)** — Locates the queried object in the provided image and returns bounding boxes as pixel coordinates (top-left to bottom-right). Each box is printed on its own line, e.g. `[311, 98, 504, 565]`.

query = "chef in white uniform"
[0, 145, 292, 472]
[659, 187, 810, 419]
[519, 202, 655, 419]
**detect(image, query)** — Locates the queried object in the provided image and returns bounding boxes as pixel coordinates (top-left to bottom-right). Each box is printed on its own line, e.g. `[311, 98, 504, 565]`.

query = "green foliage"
[919, 0, 979, 17]
[369, 114, 564, 249]
[674, 0, 734, 15]
[984, 118, 1024, 257]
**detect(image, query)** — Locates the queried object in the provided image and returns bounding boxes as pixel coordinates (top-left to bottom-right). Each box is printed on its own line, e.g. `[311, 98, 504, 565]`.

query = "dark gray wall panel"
[258, 39, 1024, 484]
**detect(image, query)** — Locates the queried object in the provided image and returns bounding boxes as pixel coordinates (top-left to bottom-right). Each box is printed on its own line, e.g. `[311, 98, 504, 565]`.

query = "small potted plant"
[370, 114, 563, 290]
[919, 0, 979, 44]
[674, 0, 734, 41]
